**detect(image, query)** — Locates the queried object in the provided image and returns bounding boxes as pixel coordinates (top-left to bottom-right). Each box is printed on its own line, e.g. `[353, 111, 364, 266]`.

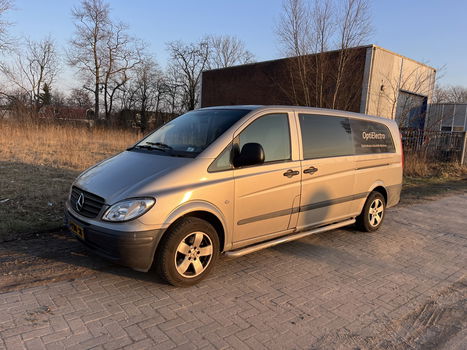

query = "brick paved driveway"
[0, 194, 466, 349]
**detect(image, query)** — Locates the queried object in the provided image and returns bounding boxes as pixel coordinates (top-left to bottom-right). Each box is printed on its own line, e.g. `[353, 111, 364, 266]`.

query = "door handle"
[283, 169, 299, 178]
[303, 166, 318, 174]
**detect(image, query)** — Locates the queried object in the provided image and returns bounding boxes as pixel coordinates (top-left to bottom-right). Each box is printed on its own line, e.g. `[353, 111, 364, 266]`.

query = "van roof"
[199, 105, 396, 124]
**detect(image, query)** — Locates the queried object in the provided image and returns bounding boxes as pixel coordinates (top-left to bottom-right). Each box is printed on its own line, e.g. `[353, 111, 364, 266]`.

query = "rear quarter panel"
[350, 119, 403, 215]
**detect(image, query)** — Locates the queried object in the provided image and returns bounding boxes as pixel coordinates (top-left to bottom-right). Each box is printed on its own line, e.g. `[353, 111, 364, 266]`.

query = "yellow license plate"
[70, 222, 85, 240]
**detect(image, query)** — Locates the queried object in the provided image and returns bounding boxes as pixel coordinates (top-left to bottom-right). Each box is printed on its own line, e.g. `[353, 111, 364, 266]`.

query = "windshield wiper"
[134, 144, 167, 152]
[146, 142, 173, 150]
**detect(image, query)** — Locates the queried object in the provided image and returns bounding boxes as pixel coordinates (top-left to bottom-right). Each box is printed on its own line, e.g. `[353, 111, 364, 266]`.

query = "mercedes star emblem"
[76, 193, 85, 212]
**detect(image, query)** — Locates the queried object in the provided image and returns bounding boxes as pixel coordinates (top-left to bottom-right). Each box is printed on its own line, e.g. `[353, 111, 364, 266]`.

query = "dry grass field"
[404, 152, 467, 178]
[0, 119, 141, 171]
[402, 154, 467, 201]
[0, 119, 141, 240]
[0, 118, 466, 241]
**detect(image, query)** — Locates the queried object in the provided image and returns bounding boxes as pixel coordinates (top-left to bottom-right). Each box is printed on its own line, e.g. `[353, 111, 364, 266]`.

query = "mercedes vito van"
[65, 106, 402, 286]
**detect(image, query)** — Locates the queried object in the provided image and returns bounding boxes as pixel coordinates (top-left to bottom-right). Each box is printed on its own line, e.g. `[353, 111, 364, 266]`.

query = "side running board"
[224, 219, 356, 258]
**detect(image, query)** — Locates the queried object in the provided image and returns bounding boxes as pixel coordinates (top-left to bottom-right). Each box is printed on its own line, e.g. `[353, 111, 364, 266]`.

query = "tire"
[356, 191, 386, 232]
[156, 217, 219, 287]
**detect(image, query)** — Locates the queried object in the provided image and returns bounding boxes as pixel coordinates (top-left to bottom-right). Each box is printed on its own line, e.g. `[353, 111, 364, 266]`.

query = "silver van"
[65, 106, 402, 286]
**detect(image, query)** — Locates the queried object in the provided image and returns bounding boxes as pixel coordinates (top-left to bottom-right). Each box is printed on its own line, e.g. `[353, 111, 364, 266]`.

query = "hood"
[74, 150, 192, 203]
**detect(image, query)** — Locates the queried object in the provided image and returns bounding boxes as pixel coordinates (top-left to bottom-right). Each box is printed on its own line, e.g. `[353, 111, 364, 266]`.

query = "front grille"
[70, 186, 106, 218]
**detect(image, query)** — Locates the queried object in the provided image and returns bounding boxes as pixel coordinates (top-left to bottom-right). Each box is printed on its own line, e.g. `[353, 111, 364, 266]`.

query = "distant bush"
[404, 153, 467, 178]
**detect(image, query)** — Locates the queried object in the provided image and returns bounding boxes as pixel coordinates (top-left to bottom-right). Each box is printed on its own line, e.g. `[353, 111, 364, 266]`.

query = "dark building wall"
[201, 46, 368, 113]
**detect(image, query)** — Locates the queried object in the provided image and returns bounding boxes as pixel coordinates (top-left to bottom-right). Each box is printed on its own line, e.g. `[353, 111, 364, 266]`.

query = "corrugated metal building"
[427, 103, 467, 132]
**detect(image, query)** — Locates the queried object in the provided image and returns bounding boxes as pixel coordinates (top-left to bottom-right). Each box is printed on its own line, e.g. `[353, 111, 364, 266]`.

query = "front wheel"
[156, 217, 219, 287]
[356, 191, 386, 232]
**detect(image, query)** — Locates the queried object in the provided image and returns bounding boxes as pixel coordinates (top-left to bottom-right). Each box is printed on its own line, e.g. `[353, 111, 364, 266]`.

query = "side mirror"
[234, 142, 265, 167]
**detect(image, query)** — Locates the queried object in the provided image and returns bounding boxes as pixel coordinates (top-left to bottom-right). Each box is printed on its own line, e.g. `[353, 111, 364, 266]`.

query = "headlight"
[102, 198, 155, 222]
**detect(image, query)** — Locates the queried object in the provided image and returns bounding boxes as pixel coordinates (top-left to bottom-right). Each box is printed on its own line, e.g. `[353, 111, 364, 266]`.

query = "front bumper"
[65, 210, 165, 272]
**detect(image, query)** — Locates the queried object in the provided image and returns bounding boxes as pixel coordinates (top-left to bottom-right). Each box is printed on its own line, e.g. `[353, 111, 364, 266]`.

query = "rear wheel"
[356, 191, 386, 232]
[156, 217, 219, 287]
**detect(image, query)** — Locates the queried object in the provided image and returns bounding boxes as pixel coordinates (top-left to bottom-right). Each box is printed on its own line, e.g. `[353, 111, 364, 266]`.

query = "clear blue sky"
[7, 0, 467, 91]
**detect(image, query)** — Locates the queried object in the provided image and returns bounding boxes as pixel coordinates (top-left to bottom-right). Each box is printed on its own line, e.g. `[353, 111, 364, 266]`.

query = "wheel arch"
[161, 201, 228, 252]
[369, 184, 388, 204]
[356, 182, 388, 216]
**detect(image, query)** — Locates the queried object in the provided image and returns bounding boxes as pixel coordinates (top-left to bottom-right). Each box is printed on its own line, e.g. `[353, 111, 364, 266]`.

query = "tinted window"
[350, 119, 395, 154]
[299, 114, 353, 159]
[238, 113, 291, 163]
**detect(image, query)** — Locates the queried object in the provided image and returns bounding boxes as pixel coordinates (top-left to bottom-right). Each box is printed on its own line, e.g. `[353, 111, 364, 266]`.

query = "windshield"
[132, 109, 250, 157]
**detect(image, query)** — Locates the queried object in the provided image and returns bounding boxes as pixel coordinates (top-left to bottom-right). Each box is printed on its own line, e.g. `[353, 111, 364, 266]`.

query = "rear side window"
[238, 113, 291, 163]
[350, 119, 395, 154]
[299, 114, 353, 159]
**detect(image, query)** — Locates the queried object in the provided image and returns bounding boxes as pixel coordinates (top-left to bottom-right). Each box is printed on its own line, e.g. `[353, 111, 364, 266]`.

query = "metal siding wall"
[367, 47, 436, 121]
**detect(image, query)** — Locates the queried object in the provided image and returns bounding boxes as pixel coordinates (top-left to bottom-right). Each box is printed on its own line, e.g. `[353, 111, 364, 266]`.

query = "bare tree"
[276, 0, 312, 57]
[331, 0, 371, 108]
[275, 0, 372, 109]
[162, 65, 184, 116]
[167, 40, 210, 111]
[275, 0, 313, 105]
[101, 22, 142, 119]
[51, 90, 67, 107]
[119, 81, 137, 111]
[69, 0, 143, 120]
[433, 85, 467, 104]
[1, 36, 59, 110]
[133, 59, 156, 131]
[310, 0, 334, 53]
[276, 0, 335, 106]
[0, 0, 12, 52]
[432, 85, 448, 104]
[66, 87, 93, 108]
[375, 63, 438, 131]
[125, 57, 166, 131]
[68, 0, 110, 118]
[447, 86, 467, 103]
[206, 35, 254, 69]
[310, 0, 334, 106]
[381, 67, 428, 120]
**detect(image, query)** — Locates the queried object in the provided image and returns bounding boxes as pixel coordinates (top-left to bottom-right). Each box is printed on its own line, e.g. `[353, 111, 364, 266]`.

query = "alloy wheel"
[174, 231, 213, 278]
[368, 198, 384, 227]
